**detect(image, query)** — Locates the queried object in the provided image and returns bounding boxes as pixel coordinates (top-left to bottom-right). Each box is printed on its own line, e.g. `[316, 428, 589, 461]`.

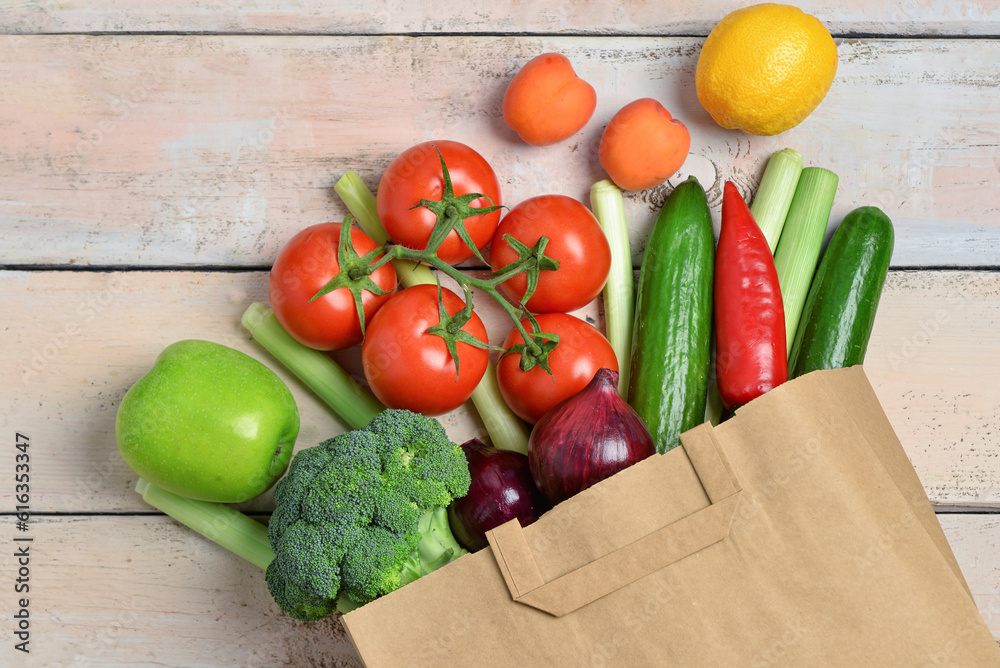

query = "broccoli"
[265, 409, 471, 620]
[134, 408, 471, 622]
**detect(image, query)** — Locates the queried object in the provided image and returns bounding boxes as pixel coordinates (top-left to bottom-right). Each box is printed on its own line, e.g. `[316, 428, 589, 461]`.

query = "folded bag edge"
[486, 421, 743, 617]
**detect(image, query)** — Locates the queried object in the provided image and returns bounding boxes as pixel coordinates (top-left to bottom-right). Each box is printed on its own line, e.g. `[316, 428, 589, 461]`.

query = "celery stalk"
[241, 303, 384, 430]
[335, 170, 437, 288]
[469, 365, 529, 454]
[590, 180, 635, 397]
[136, 478, 274, 570]
[750, 149, 803, 253]
[773, 167, 840, 351]
[138, 478, 369, 615]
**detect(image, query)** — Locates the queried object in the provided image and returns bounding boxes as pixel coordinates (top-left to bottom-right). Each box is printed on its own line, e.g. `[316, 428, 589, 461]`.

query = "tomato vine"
[314, 147, 563, 374]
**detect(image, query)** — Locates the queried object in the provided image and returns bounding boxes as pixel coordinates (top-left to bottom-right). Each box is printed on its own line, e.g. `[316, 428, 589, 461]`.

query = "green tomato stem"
[135, 478, 274, 570]
[241, 302, 384, 430]
[334, 170, 437, 288]
[337, 168, 552, 361]
[334, 167, 554, 444]
[391, 247, 542, 356]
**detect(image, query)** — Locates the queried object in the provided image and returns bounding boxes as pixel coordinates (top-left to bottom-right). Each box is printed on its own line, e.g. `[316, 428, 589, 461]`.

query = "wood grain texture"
[866, 270, 1000, 509]
[940, 513, 1000, 638]
[0, 270, 489, 514]
[2, 1, 999, 36]
[1, 513, 995, 667]
[0, 515, 364, 668]
[2, 8, 998, 667]
[1, 36, 999, 267]
[2, 268, 997, 513]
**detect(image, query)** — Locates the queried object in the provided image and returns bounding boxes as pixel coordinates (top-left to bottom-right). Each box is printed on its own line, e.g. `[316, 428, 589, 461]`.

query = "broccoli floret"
[264, 409, 471, 620]
[265, 545, 340, 621]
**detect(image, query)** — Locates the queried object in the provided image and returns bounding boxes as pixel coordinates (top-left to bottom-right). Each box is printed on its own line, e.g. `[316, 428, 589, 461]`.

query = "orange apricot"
[598, 98, 691, 191]
[502, 53, 597, 147]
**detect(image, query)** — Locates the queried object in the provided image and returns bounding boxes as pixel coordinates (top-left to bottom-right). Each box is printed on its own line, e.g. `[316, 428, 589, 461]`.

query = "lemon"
[695, 3, 838, 136]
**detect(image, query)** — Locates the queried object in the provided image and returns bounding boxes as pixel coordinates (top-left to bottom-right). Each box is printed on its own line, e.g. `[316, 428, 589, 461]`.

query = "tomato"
[362, 284, 489, 416]
[377, 140, 502, 265]
[502, 52, 597, 146]
[599, 98, 691, 191]
[269, 222, 397, 351]
[496, 313, 618, 424]
[489, 195, 611, 313]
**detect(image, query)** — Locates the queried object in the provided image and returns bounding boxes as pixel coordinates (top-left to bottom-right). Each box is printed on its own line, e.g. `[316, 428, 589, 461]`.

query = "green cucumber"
[627, 176, 714, 453]
[788, 206, 894, 376]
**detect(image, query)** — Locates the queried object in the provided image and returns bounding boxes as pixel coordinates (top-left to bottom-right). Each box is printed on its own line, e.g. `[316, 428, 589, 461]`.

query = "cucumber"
[627, 176, 714, 453]
[788, 206, 894, 376]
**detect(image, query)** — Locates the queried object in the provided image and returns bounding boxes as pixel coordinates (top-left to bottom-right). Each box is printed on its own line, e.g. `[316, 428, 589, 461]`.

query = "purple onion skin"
[447, 438, 551, 552]
[529, 368, 655, 505]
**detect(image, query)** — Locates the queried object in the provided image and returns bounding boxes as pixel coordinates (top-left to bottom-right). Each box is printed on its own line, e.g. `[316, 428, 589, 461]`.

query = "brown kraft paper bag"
[341, 366, 1000, 666]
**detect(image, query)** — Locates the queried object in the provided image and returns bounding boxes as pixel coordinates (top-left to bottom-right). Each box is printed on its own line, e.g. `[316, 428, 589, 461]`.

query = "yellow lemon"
[696, 3, 838, 136]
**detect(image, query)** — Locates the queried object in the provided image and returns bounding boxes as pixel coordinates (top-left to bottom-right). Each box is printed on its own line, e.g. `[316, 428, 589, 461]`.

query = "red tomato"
[269, 222, 397, 351]
[362, 284, 489, 416]
[489, 195, 611, 313]
[496, 313, 618, 424]
[377, 140, 502, 265]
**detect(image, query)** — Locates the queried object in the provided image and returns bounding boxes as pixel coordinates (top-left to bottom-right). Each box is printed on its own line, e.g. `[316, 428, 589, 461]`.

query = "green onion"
[750, 148, 803, 253]
[136, 478, 274, 570]
[590, 180, 635, 397]
[336, 170, 529, 454]
[335, 170, 437, 288]
[773, 167, 840, 351]
[241, 302, 384, 430]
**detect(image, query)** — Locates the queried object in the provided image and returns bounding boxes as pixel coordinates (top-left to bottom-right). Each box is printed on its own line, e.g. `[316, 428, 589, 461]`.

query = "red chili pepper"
[715, 181, 787, 409]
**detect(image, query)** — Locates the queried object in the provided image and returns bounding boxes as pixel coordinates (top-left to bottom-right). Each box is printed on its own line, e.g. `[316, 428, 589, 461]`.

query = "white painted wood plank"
[2, 1, 999, 36]
[0, 515, 364, 667]
[940, 514, 1000, 641]
[866, 270, 1000, 509]
[1, 36, 998, 267]
[2, 514, 996, 667]
[0, 270, 488, 515]
[1, 268, 997, 512]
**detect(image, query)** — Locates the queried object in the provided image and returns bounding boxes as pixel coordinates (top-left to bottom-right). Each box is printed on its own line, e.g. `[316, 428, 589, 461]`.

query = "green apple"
[116, 339, 299, 503]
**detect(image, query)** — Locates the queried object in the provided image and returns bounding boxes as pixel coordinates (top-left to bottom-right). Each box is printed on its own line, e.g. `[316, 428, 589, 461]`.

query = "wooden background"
[1, 1, 999, 665]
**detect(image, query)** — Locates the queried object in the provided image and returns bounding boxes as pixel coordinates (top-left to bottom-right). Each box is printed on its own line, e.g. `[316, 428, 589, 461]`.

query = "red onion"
[448, 438, 550, 551]
[529, 368, 655, 505]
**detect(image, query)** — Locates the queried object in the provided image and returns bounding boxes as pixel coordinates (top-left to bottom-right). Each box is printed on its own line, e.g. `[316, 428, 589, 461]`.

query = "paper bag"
[341, 367, 1000, 666]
